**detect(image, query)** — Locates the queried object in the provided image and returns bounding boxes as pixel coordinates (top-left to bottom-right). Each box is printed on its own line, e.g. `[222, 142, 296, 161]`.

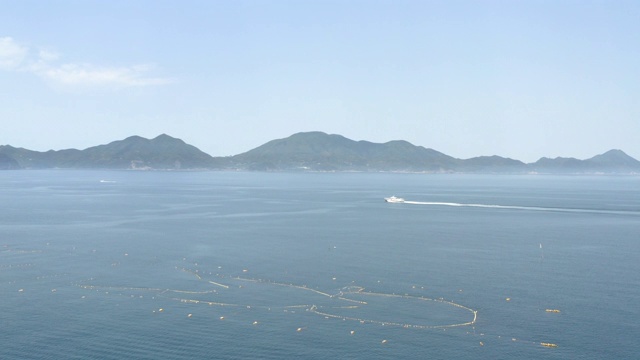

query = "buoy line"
[78, 264, 478, 331]
[309, 289, 478, 329]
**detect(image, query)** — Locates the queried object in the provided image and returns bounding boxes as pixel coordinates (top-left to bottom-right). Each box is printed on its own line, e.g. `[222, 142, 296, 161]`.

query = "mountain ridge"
[1, 131, 639, 174]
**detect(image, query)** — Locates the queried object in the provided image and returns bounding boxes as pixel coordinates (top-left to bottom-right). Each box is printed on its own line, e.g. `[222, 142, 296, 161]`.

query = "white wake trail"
[402, 201, 637, 216]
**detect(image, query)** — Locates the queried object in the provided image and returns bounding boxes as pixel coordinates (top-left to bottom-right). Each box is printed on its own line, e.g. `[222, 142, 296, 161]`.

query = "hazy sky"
[1, 1, 638, 162]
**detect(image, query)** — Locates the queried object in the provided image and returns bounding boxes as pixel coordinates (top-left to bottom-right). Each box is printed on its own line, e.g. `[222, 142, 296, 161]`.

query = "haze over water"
[1, 170, 639, 359]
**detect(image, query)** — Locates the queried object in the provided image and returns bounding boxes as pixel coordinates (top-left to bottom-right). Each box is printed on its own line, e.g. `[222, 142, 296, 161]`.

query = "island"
[1, 132, 639, 174]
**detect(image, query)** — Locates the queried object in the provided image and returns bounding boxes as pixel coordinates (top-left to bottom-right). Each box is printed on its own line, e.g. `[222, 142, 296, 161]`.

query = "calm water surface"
[1, 171, 639, 359]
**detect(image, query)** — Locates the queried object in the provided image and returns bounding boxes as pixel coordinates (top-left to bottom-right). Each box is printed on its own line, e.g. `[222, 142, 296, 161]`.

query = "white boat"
[385, 196, 405, 203]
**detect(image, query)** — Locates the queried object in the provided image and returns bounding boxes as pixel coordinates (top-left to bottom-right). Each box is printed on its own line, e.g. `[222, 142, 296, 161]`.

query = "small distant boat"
[385, 196, 405, 203]
[541, 342, 558, 348]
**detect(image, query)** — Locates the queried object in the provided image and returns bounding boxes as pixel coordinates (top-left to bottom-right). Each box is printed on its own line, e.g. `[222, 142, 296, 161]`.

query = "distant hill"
[76, 134, 220, 169]
[227, 132, 640, 173]
[228, 131, 457, 171]
[0, 153, 20, 170]
[1, 131, 639, 173]
[530, 156, 587, 172]
[585, 149, 640, 171]
[530, 149, 640, 174]
[0, 134, 221, 170]
[461, 155, 528, 173]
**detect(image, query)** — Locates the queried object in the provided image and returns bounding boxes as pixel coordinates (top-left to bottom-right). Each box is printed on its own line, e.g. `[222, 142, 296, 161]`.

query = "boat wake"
[403, 201, 639, 216]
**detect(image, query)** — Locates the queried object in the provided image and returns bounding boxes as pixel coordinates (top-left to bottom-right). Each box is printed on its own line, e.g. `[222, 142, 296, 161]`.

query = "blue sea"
[1, 170, 639, 359]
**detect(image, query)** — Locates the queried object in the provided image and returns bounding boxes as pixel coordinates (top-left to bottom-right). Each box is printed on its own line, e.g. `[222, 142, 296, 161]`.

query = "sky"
[1, 0, 639, 162]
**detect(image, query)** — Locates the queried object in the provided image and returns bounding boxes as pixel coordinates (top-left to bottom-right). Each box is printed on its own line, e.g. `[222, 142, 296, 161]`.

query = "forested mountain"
[2, 132, 639, 174]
